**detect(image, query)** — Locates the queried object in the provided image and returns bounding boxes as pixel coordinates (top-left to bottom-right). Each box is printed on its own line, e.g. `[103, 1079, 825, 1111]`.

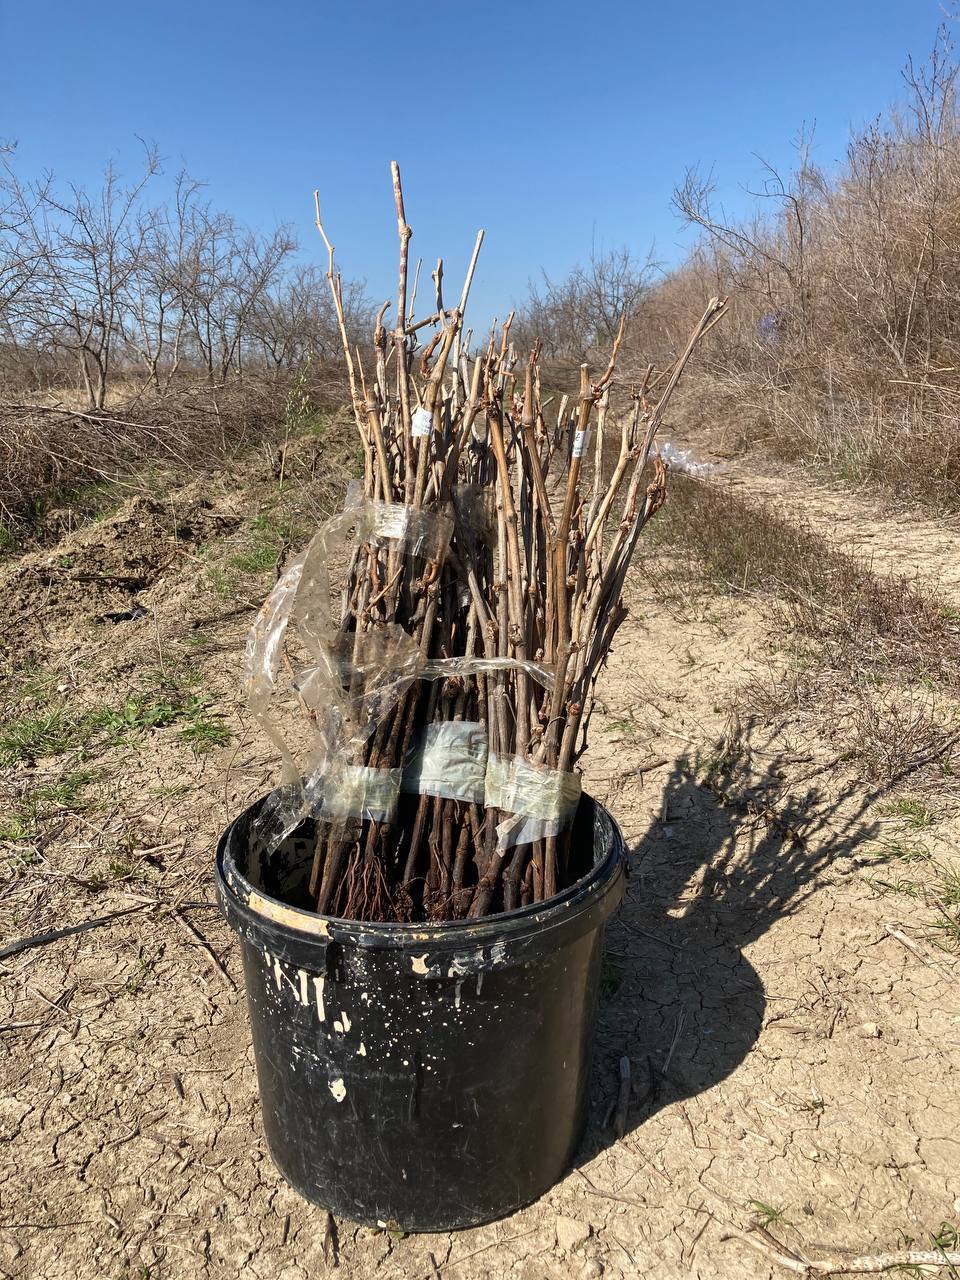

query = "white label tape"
[371, 502, 410, 541]
[323, 765, 401, 821]
[572, 429, 590, 459]
[485, 754, 582, 849]
[402, 720, 488, 804]
[411, 407, 433, 438]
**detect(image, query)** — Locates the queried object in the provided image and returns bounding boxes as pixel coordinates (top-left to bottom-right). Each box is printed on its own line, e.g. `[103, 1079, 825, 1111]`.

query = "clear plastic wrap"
[658, 440, 719, 477]
[244, 496, 452, 849]
[323, 764, 403, 821]
[453, 483, 496, 547]
[421, 655, 555, 688]
[245, 492, 565, 856]
[243, 551, 308, 788]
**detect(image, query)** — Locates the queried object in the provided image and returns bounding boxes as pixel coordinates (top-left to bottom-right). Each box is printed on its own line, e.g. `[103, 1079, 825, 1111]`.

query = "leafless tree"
[514, 245, 658, 362]
[120, 171, 209, 392]
[179, 207, 295, 384]
[0, 145, 56, 387]
[9, 149, 161, 406]
[248, 263, 372, 373]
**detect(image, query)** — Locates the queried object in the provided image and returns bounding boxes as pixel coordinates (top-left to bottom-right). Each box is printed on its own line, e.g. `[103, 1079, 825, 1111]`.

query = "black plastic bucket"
[215, 793, 626, 1232]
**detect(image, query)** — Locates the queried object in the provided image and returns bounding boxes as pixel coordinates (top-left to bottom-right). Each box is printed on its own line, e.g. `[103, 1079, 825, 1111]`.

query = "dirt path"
[666, 431, 960, 601]
[1, 453, 958, 1280]
[730, 463, 960, 600]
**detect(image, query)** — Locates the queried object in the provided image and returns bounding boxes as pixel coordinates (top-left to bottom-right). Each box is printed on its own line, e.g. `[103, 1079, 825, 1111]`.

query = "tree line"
[7, 21, 959, 509]
[0, 145, 372, 407]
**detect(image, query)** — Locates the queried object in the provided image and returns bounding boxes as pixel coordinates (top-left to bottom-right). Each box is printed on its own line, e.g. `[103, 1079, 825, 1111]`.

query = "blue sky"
[1, 1, 950, 324]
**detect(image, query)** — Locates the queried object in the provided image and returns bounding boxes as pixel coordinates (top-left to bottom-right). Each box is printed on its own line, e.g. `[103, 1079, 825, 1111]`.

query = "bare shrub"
[513, 246, 658, 366]
[0, 145, 370, 528]
[658, 26, 960, 505]
[848, 684, 959, 783]
[0, 368, 351, 536]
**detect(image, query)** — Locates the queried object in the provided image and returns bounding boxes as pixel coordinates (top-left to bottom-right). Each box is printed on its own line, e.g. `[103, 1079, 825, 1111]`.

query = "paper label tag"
[411, 407, 433, 438]
[572, 428, 590, 459]
[372, 503, 410, 541]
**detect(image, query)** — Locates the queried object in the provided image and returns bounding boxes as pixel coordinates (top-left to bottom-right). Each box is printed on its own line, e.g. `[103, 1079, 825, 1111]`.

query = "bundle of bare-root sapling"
[244, 162, 725, 924]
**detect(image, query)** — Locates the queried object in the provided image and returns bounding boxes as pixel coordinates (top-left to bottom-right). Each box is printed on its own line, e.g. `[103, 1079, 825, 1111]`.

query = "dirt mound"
[0, 483, 244, 670]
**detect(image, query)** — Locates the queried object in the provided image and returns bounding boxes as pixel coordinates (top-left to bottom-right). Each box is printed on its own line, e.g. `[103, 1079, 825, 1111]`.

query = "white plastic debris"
[658, 440, 719, 477]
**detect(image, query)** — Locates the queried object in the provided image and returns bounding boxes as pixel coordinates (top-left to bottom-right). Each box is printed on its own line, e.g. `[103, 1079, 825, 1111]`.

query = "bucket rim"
[216, 790, 626, 955]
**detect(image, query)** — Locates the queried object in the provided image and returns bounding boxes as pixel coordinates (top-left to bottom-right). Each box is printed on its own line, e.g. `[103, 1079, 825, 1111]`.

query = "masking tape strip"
[402, 721, 488, 804]
[485, 753, 582, 850]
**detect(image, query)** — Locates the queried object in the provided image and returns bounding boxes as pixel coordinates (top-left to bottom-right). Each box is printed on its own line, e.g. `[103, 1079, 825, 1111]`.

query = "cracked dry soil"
[1, 452, 958, 1280]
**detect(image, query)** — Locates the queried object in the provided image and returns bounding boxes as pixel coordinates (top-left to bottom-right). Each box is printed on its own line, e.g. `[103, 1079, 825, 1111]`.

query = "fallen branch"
[0, 904, 152, 961]
[882, 921, 955, 981]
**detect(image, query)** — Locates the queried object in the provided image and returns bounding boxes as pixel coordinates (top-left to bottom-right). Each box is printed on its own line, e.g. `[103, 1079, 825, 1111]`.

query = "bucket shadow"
[581, 728, 886, 1154]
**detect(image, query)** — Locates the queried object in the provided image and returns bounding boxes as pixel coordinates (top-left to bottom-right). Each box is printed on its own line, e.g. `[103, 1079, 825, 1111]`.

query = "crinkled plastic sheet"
[342, 481, 454, 558]
[421, 655, 554, 689]
[244, 495, 450, 847]
[322, 764, 403, 822]
[243, 550, 308, 790]
[453, 483, 496, 547]
[658, 440, 719, 477]
[399, 727, 581, 852]
[244, 494, 560, 850]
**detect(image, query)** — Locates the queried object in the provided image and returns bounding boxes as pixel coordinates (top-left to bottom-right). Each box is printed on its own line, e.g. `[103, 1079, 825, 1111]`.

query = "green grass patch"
[879, 796, 936, 829]
[179, 712, 231, 753]
[866, 838, 933, 865]
[92, 692, 230, 754]
[1, 664, 230, 771]
[13, 663, 60, 704]
[870, 873, 925, 899]
[747, 1200, 788, 1228]
[205, 561, 238, 597]
[230, 507, 307, 575]
[930, 915, 960, 950]
[92, 695, 185, 735]
[230, 542, 278, 574]
[941, 869, 960, 907]
[0, 768, 97, 843]
[0, 708, 94, 766]
[605, 717, 635, 736]
[58, 479, 125, 522]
